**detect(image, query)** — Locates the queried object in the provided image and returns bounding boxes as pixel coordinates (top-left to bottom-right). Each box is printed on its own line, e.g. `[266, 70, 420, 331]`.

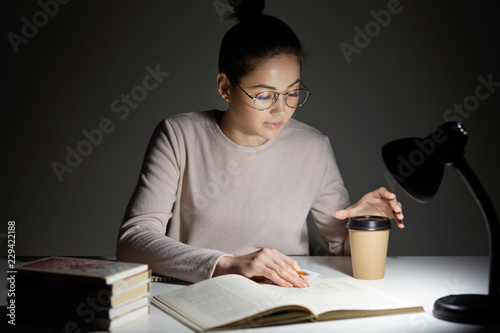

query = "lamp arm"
[452, 156, 500, 299]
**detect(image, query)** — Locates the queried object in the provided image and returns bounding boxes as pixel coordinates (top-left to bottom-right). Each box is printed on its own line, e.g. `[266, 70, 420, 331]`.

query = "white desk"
[3, 256, 499, 332]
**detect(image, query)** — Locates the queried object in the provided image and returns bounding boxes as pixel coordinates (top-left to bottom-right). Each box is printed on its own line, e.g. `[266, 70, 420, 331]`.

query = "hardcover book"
[15, 256, 151, 331]
[151, 274, 424, 332]
[16, 256, 150, 285]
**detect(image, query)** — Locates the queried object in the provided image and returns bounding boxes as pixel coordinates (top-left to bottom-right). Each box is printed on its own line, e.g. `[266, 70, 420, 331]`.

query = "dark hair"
[218, 0, 305, 86]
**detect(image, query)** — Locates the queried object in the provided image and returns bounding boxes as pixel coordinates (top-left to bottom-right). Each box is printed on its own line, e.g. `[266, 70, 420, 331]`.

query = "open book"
[151, 274, 424, 331]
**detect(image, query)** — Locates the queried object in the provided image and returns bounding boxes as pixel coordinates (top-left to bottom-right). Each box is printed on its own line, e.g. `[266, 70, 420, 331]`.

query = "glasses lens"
[254, 92, 276, 110]
[253, 88, 310, 110]
[285, 89, 309, 108]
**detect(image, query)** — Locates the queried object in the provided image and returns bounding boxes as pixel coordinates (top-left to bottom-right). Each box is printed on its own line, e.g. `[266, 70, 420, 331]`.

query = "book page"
[152, 274, 307, 331]
[261, 277, 423, 316]
[152, 275, 424, 331]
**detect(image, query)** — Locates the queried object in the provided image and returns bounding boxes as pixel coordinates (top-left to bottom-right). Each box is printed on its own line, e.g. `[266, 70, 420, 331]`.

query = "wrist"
[213, 255, 234, 277]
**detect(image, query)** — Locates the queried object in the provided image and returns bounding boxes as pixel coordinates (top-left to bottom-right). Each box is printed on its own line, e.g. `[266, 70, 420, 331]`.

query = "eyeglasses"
[236, 81, 311, 111]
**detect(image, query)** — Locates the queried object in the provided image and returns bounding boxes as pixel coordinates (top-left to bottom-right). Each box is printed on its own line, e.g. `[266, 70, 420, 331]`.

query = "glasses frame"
[236, 81, 311, 111]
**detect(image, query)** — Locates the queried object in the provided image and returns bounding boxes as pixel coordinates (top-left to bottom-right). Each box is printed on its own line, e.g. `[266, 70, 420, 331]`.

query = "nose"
[269, 94, 287, 115]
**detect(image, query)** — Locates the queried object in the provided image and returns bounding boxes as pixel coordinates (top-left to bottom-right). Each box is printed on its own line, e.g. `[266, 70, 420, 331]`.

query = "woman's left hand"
[333, 187, 405, 228]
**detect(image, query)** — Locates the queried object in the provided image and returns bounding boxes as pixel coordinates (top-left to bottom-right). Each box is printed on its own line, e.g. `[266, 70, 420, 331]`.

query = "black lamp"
[382, 122, 500, 324]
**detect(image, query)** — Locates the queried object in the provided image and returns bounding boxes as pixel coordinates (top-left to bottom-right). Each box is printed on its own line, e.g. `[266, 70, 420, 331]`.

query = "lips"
[264, 121, 283, 130]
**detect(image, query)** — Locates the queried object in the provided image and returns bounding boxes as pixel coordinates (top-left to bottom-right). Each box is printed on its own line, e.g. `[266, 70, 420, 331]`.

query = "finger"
[392, 201, 404, 219]
[292, 265, 312, 285]
[389, 199, 402, 215]
[279, 267, 310, 287]
[392, 201, 405, 228]
[333, 209, 348, 220]
[271, 253, 311, 287]
[395, 217, 405, 229]
[377, 187, 396, 200]
[263, 264, 309, 288]
[280, 255, 302, 272]
[247, 250, 294, 287]
[301, 275, 312, 285]
[265, 270, 294, 288]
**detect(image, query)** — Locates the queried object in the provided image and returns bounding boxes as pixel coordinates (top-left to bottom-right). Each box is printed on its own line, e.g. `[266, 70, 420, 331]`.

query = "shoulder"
[162, 110, 214, 127]
[145, 111, 217, 150]
[154, 110, 216, 134]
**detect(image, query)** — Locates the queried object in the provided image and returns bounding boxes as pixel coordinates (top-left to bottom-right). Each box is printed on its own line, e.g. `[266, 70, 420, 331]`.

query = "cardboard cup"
[347, 216, 391, 280]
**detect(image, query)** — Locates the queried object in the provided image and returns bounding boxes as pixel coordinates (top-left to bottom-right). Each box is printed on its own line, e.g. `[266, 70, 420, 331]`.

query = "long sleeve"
[117, 111, 352, 283]
[116, 120, 231, 283]
[310, 136, 351, 256]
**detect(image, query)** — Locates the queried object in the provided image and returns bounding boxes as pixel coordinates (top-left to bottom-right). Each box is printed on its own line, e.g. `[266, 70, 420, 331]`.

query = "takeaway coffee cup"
[346, 216, 392, 280]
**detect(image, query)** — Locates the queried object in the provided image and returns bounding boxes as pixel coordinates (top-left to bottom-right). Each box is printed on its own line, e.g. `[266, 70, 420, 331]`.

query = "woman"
[117, 0, 404, 288]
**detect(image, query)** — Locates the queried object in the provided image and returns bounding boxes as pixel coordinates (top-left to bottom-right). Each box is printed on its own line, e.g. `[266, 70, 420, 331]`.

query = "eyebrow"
[251, 79, 301, 90]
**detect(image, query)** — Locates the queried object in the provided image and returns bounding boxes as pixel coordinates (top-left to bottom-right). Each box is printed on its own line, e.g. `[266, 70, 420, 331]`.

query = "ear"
[217, 73, 232, 102]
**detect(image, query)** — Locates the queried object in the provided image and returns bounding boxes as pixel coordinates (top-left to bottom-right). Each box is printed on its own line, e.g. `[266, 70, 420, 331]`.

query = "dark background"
[2, 0, 499, 256]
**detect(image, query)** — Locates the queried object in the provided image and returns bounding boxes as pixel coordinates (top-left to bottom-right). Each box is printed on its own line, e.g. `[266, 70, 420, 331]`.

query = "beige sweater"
[117, 110, 350, 282]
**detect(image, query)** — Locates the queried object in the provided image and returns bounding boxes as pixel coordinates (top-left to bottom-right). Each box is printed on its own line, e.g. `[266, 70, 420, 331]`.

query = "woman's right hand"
[213, 248, 311, 288]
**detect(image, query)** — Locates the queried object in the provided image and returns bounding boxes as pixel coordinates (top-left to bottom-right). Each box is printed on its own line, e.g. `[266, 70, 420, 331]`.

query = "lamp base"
[433, 294, 500, 324]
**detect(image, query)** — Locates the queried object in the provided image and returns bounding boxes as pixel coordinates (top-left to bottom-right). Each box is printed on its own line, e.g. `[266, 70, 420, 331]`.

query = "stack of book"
[15, 256, 151, 331]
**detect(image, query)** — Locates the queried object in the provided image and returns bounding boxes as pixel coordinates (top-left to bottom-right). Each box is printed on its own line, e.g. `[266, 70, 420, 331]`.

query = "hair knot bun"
[230, 0, 265, 22]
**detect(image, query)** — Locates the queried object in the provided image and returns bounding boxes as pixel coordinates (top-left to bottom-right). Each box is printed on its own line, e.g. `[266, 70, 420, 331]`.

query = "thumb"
[333, 210, 348, 220]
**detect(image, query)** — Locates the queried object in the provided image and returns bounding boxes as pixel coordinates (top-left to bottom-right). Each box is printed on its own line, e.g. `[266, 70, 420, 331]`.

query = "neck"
[218, 109, 268, 147]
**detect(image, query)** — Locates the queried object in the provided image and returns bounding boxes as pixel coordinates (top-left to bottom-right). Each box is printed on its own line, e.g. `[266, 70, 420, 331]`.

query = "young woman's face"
[221, 54, 301, 147]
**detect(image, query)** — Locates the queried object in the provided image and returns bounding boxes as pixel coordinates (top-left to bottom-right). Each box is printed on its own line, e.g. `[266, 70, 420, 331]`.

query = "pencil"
[295, 270, 308, 276]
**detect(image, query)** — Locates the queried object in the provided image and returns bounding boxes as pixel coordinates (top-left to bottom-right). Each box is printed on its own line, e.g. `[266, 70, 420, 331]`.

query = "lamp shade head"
[382, 122, 468, 203]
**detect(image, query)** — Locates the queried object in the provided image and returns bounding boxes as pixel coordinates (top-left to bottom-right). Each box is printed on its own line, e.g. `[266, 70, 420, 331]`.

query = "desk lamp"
[381, 122, 500, 324]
